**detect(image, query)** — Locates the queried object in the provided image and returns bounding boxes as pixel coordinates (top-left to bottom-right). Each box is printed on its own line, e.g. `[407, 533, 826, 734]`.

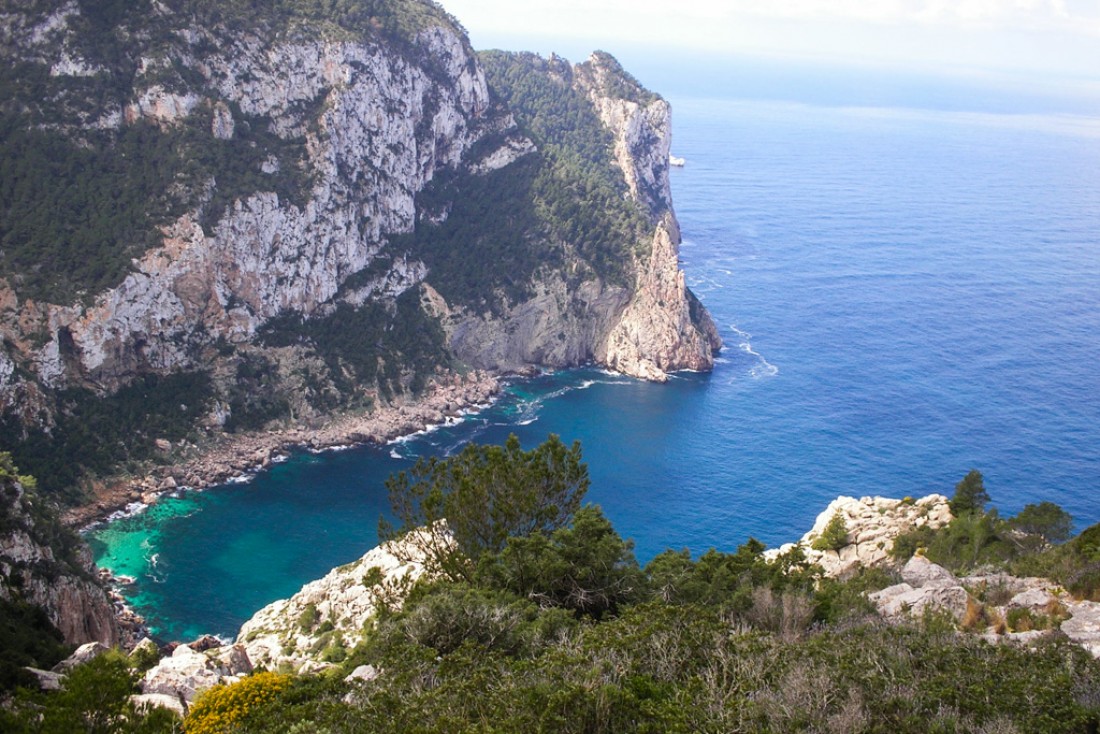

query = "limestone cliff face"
[2, 5, 499, 400]
[0, 479, 119, 646]
[0, 7, 719, 448]
[443, 52, 721, 381]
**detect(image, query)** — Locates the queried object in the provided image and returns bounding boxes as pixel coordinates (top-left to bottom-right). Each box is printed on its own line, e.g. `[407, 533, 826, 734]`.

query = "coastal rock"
[346, 664, 380, 683]
[54, 641, 110, 672]
[1007, 588, 1057, 613]
[1060, 601, 1100, 657]
[901, 554, 959, 588]
[237, 524, 446, 672]
[868, 581, 971, 622]
[0, 478, 120, 647]
[133, 693, 188, 718]
[140, 642, 250, 703]
[23, 667, 63, 691]
[765, 494, 953, 578]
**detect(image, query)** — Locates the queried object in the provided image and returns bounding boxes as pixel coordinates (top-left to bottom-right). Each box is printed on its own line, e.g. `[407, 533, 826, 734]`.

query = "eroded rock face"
[237, 524, 445, 673]
[766, 494, 953, 578]
[1, 13, 722, 430]
[0, 480, 120, 647]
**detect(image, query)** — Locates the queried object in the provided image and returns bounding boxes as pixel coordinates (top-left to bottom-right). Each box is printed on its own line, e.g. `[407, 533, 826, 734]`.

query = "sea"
[87, 60, 1100, 642]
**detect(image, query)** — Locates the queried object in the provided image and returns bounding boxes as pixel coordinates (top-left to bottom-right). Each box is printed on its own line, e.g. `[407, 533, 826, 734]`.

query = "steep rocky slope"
[0, 0, 719, 500]
[0, 461, 118, 646]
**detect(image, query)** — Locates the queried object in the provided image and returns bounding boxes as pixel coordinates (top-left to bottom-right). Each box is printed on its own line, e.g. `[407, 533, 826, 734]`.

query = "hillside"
[0, 0, 720, 504]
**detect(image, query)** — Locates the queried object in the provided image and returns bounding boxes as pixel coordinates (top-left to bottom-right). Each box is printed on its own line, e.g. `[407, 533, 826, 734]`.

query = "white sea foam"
[730, 325, 779, 378]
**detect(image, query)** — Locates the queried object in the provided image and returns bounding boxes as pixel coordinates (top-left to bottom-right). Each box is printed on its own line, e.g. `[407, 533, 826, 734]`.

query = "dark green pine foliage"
[387, 50, 654, 315]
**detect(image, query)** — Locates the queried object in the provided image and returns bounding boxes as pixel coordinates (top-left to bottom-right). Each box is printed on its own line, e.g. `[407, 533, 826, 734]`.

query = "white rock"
[901, 555, 959, 588]
[1061, 601, 1100, 657]
[345, 664, 379, 683]
[1007, 588, 1056, 612]
[133, 693, 188, 718]
[237, 524, 448, 671]
[54, 641, 109, 671]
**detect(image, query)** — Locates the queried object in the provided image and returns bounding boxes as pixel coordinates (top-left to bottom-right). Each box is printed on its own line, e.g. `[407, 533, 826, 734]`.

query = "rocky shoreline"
[63, 370, 501, 529]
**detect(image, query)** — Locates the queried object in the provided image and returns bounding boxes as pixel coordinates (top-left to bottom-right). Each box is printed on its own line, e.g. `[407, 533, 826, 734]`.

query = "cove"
[90, 93, 1100, 642]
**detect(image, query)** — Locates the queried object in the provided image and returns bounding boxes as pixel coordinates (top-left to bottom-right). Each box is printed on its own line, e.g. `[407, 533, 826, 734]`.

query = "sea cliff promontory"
[0, 0, 719, 520]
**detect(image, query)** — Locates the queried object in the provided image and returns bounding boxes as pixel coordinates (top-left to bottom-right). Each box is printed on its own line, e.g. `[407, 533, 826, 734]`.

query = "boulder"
[869, 582, 971, 622]
[141, 643, 242, 703]
[345, 664, 379, 683]
[54, 641, 110, 671]
[129, 637, 160, 661]
[213, 644, 253, 676]
[188, 634, 223, 652]
[1007, 588, 1056, 613]
[133, 693, 188, 718]
[23, 667, 63, 690]
[901, 555, 958, 588]
[1061, 601, 1100, 657]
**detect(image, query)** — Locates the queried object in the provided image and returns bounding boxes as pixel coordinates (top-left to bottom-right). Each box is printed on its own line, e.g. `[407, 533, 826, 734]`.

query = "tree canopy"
[380, 434, 589, 579]
[949, 469, 990, 516]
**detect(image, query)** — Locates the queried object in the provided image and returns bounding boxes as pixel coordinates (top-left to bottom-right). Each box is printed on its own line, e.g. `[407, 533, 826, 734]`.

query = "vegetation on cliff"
[5, 440, 1100, 731]
[382, 49, 654, 315]
[0, 455, 77, 691]
[0, 2, 686, 508]
[892, 469, 1098, 601]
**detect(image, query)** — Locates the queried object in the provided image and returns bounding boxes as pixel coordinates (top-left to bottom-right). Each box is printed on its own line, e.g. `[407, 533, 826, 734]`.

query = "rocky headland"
[107, 491, 1100, 714]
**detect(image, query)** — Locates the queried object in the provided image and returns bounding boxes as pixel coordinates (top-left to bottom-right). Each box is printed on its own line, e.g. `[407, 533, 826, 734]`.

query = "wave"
[729, 325, 779, 378]
[309, 443, 354, 455]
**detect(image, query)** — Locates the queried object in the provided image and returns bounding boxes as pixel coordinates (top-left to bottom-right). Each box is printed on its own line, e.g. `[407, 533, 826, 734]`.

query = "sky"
[441, 0, 1100, 89]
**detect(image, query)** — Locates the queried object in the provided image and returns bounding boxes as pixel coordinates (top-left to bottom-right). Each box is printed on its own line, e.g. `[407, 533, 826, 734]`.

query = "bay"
[89, 89, 1100, 642]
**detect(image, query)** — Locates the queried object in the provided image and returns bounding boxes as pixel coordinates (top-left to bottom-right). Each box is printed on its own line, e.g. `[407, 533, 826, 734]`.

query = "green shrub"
[811, 511, 849, 551]
[298, 603, 319, 633]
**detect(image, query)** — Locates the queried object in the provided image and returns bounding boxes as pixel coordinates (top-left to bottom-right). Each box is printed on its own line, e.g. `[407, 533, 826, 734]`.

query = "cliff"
[0, 0, 720, 501]
[0, 462, 119, 647]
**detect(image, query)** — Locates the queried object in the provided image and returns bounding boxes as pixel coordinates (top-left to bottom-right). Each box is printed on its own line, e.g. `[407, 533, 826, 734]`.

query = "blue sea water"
[88, 89, 1100, 642]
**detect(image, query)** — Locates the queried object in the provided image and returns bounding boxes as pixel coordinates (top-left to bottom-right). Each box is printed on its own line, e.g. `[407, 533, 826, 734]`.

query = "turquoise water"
[89, 92, 1100, 642]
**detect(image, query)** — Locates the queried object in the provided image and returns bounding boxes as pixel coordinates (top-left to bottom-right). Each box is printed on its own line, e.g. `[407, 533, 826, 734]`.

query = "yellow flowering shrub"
[183, 671, 292, 734]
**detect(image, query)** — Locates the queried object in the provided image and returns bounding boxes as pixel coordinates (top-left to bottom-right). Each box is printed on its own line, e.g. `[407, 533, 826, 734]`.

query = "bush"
[183, 671, 292, 734]
[949, 469, 990, 516]
[380, 434, 589, 579]
[479, 505, 643, 620]
[811, 512, 849, 552]
[1011, 501, 1073, 543]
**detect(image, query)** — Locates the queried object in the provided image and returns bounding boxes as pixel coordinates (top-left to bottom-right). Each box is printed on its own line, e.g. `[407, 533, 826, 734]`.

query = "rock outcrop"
[139, 524, 441, 705]
[781, 494, 1100, 657]
[868, 555, 972, 622]
[766, 494, 953, 578]
[0, 7, 720, 439]
[0, 477, 120, 647]
[237, 525, 444, 673]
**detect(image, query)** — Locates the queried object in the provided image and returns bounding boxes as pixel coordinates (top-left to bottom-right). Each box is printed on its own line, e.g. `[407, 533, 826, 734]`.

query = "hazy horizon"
[441, 0, 1100, 117]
